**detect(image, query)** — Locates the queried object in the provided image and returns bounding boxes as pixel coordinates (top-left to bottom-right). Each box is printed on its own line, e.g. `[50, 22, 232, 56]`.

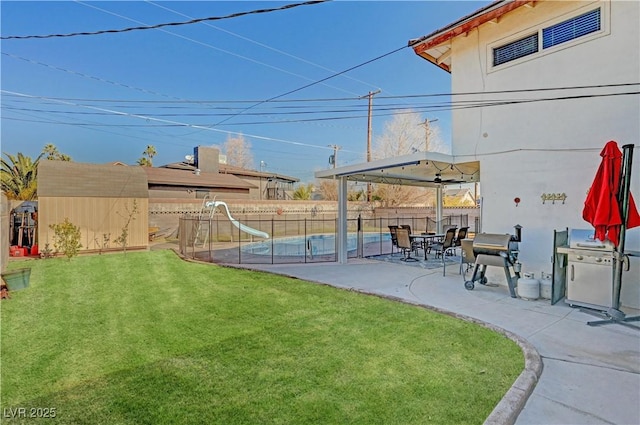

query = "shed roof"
[144, 167, 256, 189]
[409, 0, 532, 72]
[38, 160, 148, 198]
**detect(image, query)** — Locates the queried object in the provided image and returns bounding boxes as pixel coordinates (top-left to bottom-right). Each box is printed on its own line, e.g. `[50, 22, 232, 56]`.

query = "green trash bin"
[1, 268, 31, 291]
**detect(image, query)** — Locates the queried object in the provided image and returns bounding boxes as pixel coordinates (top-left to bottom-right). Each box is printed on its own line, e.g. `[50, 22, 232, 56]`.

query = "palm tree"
[136, 157, 152, 167]
[42, 143, 72, 161]
[1, 152, 43, 200]
[293, 183, 314, 200]
[137, 145, 157, 167]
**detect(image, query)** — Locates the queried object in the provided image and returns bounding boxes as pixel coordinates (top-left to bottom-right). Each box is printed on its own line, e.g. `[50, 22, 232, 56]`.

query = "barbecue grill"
[464, 225, 522, 298]
[562, 229, 615, 311]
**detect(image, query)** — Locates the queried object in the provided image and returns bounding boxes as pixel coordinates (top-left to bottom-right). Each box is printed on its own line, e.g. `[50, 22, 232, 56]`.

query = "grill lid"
[569, 229, 615, 251]
[473, 233, 512, 254]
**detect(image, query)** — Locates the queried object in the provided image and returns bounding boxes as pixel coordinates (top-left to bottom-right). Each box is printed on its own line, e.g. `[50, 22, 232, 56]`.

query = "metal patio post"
[337, 176, 348, 264]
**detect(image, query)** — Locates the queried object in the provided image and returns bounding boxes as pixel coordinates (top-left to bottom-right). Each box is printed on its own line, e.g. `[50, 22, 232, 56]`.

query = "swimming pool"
[241, 233, 390, 257]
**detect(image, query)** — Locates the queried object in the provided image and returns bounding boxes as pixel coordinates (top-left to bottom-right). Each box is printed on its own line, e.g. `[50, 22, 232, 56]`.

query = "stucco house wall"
[443, 0, 639, 306]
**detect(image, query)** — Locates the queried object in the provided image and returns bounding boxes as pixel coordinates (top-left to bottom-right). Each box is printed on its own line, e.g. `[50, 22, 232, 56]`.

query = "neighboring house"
[444, 188, 476, 206]
[144, 167, 255, 200]
[161, 146, 298, 200]
[410, 0, 639, 306]
[219, 163, 298, 201]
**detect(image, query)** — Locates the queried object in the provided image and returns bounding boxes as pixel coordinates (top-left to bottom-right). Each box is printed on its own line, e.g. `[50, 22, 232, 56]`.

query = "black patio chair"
[398, 224, 424, 253]
[454, 227, 469, 247]
[396, 227, 418, 262]
[388, 225, 400, 255]
[431, 227, 457, 259]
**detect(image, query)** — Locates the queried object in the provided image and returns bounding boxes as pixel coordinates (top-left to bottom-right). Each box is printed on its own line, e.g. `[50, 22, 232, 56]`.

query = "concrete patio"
[231, 257, 640, 425]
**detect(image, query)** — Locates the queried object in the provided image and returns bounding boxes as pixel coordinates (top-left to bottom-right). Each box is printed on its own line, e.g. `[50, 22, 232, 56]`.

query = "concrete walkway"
[231, 258, 640, 425]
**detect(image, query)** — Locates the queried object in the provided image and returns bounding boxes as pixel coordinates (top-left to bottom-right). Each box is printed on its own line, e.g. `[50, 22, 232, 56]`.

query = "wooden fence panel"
[38, 197, 148, 252]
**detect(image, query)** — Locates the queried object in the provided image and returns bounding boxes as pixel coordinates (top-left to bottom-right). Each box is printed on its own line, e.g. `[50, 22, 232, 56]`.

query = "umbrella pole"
[589, 144, 640, 328]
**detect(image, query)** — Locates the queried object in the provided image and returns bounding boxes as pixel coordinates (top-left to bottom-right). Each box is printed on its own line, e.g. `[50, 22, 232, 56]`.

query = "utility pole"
[420, 118, 438, 151]
[360, 89, 381, 202]
[259, 161, 267, 200]
[327, 144, 341, 169]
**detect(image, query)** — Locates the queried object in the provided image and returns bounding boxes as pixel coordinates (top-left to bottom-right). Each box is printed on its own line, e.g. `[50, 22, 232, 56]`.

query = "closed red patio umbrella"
[582, 141, 640, 327]
[582, 140, 640, 246]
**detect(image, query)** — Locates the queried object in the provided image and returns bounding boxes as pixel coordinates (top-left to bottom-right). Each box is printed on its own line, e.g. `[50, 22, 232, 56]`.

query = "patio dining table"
[410, 233, 445, 260]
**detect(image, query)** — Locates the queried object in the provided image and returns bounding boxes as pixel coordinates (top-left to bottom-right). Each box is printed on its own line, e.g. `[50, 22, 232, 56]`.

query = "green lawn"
[1, 250, 523, 424]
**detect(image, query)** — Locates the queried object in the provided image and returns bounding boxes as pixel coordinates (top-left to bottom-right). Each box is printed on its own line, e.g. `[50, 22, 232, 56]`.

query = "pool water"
[241, 233, 390, 256]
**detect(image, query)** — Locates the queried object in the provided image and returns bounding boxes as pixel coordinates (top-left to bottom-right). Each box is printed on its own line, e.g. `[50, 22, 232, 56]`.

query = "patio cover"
[315, 151, 480, 263]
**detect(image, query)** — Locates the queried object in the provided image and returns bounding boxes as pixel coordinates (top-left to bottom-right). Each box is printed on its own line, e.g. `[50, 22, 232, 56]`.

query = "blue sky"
[1, 1, 488, 182]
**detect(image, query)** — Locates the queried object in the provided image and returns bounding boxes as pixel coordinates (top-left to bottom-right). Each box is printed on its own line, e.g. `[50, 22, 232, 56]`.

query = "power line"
[2, 52, 191, 101]
[145, 0, 380, 96]
[75, 2, 359, 98]
[4, 90, 637, 123]
[0, 89, 362, 154]
[1, 0, 331, 40]
[212, 44, 408, 127]
[66, 0, 393, 136]
[2, 79, 635, 104]
[2, 106, 199, 149]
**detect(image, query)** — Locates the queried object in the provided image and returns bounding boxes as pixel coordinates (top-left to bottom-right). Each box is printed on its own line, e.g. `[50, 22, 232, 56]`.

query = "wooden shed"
[38, 161, 149, 253]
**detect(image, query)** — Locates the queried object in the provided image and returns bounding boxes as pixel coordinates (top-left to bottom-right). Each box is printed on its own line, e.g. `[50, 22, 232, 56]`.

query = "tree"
[42, 143, 72, 161]
[137, 145, 157, 167]
[316, 180, 338, 201]
[372, 110, 444, 206]
[373, 110, 448, 159]
[224, 135, 254, 169]
[293, 183, 314, 200]
[315, 180, 367, 201]
[347, 187, 366, 201]
[1, 152, 42, 200]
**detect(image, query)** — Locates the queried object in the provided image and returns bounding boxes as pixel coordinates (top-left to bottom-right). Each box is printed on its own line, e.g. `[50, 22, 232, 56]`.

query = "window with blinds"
[493, 33, 539, 66]
[542, 8, 601, 49]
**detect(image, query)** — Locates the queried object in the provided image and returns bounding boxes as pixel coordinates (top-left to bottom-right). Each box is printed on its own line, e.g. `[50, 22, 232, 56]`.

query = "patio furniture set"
[389, 225, 471, 275]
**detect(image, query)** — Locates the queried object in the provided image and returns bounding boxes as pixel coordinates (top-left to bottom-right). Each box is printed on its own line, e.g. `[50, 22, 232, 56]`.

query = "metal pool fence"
[178, 214, 470, 265]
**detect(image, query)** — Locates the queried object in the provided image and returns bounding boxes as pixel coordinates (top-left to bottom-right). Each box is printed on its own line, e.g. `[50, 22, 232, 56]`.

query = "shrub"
[49, 218, 82, 260]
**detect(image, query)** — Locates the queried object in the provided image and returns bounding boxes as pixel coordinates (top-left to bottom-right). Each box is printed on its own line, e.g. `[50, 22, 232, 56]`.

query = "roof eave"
[409, 0, 535, 72]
